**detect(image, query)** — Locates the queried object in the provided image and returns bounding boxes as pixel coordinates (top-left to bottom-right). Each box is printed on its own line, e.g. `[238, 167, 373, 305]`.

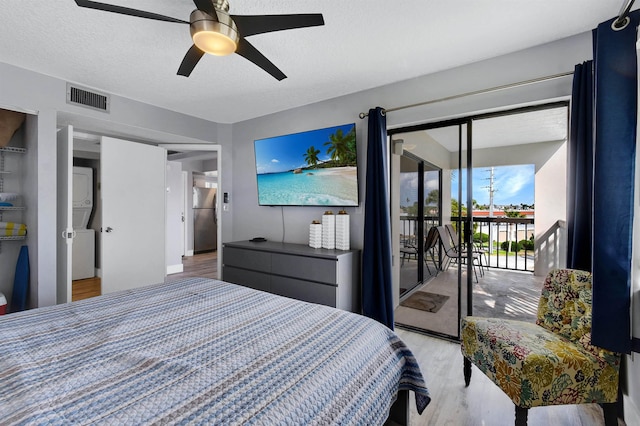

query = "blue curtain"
[591, 11, 639, 354]
[362, 107, 394, 329]
[567, 61, 594, 272]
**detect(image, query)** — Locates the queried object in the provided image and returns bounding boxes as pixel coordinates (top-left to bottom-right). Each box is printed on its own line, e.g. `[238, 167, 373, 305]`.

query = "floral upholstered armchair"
[460, 269, 621, 426]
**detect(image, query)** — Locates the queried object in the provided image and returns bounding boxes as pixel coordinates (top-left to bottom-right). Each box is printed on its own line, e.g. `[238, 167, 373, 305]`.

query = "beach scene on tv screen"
[254, 123, 358, 206]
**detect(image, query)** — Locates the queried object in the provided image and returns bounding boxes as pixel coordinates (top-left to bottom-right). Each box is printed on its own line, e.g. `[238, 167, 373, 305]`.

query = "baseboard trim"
[185, 250, 194, 257]
[166, 264, 184, 275]
[95, 268, 101, 278]
[624, 393, 640, 426]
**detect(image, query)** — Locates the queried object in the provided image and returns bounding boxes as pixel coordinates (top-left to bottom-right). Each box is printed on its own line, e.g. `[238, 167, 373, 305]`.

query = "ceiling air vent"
[66, 84, 110, 112]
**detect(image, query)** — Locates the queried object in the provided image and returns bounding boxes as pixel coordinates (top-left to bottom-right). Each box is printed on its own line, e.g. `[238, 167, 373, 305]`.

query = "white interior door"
[182, 171, 188, 256]
[56, 125, 73, 304]
[101, 137, 166, 293]
[165, 161, 184, 273]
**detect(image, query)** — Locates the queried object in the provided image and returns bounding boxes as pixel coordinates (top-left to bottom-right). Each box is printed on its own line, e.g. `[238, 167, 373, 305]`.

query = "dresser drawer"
[271, 277, 336, 307]
[222, 266, 271, 293]
[223, 246, 271, 272]
[271, 253, 337, 284]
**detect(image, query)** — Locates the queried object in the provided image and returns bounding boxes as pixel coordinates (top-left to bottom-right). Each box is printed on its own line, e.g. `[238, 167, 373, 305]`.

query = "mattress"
[0, 278, 430, 424]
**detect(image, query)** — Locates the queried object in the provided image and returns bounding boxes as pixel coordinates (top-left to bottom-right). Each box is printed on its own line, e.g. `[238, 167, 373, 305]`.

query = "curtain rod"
[358, 70, 574, 119]
[613, 0, 636, 29]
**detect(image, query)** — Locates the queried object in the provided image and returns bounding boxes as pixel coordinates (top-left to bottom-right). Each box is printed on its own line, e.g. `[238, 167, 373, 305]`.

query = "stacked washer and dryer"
[72, 167, 96, 280]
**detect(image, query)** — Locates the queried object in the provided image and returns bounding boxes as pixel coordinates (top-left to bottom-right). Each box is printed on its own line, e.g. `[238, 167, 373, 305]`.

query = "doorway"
[59, 133, 223, 304]
[391, 102, 569, 340]
[393, 122, 470, 339]
[162, 144, 222, 277]
[59, 131, 166, 302]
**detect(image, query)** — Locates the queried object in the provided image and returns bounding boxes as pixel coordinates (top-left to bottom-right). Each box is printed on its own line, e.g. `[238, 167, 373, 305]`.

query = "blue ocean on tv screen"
[257, 167, 358, 206]
[254, 123, 359, 206]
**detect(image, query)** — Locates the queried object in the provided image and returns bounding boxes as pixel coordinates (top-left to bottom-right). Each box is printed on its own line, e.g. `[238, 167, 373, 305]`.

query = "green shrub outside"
[500, 240, 522, 252]
[519, 239, 534, 251]
[473, 232, 489, 243]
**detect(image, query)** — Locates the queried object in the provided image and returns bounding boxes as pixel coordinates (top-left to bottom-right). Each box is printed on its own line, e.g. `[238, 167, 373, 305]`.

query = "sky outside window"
[400, 164, 535, 209]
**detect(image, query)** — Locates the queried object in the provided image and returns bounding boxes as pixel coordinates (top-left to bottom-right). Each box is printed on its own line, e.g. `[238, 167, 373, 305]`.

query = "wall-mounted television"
[254, 123, 359, 206]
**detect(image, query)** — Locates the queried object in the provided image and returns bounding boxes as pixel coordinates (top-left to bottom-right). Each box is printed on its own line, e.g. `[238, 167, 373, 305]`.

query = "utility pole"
[488, 167, 495, 218]
[482, 167, 497, 254]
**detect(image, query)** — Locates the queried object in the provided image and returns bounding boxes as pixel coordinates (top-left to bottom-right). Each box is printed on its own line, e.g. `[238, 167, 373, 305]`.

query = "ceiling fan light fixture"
[190, 9, 239, 56]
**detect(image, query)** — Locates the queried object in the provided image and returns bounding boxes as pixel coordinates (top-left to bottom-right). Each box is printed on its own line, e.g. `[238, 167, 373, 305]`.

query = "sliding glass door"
[391, 102, 569, 340]
[398, 153, 442, 297]
[392, 121, 472, 339]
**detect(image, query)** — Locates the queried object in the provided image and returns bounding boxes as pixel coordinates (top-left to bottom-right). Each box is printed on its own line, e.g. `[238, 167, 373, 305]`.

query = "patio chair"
[400, 234, 418, 266]
[435, 225, 480, 282]
[400, 245, 417, 266]
[460, 269, 621, 426]
[445, 223, 488, 274]
[423, 226, 440, 275]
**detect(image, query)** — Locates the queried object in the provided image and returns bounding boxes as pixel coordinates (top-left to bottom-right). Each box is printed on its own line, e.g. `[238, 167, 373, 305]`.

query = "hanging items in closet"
[0, 222, 26, 237]
[0, 109, 25, 148]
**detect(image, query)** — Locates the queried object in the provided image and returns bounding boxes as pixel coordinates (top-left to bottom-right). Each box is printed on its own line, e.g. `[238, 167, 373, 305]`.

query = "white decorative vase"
[321, 211, 335, 249]
[309, 221, 322, 248]
[335, 210, 350, 250]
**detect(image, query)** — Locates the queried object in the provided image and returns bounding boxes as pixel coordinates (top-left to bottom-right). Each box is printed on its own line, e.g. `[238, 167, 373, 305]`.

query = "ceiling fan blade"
[192, 0, 218, 20]
[177, 45, 206, 77]
[236, 38, 286, 81]
[232, 14, 324, 37]
[74, 0, 188, 24]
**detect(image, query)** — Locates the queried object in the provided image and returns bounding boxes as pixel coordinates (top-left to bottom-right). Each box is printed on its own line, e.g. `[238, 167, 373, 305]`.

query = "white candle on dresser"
[322, 211, 335, 249]
[335, 210, 350, 250]
[309, 220, 322, 248]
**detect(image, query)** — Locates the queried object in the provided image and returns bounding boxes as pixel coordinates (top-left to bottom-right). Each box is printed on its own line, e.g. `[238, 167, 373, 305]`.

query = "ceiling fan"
[74, 0, 325, 80]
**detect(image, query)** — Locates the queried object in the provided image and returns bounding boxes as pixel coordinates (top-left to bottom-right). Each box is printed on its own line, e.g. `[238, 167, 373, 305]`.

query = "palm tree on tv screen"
[324, 127, 356, 166]
[303, 146, 321, 168]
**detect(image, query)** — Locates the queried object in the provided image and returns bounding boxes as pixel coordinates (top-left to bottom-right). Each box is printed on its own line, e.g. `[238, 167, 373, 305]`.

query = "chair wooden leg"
[600, 402, 617, 426]
[515, 406, 528, 426]
[463, 358, 471, 387]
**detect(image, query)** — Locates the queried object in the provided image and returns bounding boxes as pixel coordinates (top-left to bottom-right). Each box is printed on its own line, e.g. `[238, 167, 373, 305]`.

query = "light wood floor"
[398, 329, 622, 426]
[165, 251, 218, 281]
[71, 276, 101, 302]
[71, 251, 218, 301]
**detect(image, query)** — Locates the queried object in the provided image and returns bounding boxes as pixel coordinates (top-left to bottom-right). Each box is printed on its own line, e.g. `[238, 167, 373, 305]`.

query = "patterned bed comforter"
[0, 278, 430, 425]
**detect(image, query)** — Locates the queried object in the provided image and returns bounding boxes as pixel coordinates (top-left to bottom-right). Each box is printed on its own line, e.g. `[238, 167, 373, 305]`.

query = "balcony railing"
[399, 215, 535, 272]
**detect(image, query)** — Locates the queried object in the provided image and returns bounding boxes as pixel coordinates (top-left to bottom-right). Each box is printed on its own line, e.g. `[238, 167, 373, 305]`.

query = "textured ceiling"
[0, 1, 634, 123]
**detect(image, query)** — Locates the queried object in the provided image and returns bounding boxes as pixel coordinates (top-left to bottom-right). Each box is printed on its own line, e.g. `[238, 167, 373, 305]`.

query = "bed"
[0, 278, 430, 425]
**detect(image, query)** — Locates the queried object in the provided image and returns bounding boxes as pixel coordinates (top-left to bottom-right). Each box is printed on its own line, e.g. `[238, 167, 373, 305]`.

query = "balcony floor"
[396, 267, 544, 337]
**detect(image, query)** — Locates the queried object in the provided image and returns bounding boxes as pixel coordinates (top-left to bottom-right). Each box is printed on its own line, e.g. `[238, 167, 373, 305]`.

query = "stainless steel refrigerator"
[193, 187, 217, 253]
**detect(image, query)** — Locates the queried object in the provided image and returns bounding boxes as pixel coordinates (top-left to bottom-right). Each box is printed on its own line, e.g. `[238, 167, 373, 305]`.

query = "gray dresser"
[222, 240, 360, 312]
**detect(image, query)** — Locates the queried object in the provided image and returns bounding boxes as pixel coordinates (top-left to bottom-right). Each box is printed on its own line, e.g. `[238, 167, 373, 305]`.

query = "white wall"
[25, 111, 57, 308]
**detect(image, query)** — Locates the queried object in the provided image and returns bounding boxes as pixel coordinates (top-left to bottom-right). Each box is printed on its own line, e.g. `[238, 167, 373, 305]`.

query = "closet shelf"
[0, 235, 26, 241]
[0, 147, 26, 154]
